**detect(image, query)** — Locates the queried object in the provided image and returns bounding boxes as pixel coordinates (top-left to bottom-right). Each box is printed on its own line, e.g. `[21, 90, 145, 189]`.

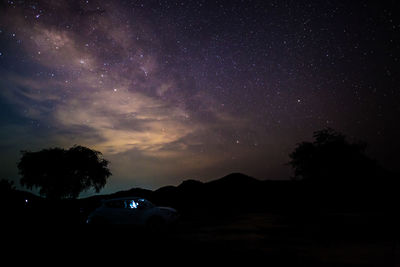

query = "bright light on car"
[86, 197, 178, 225]
[129, 200, 137, 209]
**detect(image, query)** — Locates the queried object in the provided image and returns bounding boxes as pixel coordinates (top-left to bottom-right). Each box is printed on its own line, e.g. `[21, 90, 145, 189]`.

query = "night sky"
[0, 0, 399, 194]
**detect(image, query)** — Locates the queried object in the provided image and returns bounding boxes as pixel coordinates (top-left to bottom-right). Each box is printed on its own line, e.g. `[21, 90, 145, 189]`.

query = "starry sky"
[0, 0, 399, 194]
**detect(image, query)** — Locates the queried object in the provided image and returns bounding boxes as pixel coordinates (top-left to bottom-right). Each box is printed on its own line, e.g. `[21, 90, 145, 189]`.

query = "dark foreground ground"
[4, 210, 398, 266]
[3, 174, 399, 266]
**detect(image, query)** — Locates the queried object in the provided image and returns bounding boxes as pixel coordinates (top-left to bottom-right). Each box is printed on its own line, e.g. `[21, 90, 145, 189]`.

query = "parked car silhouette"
[86, 197, 179, 226]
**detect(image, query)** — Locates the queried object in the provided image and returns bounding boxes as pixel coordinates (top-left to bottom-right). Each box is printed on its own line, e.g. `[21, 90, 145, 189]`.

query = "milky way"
[0, 1, 399, 193]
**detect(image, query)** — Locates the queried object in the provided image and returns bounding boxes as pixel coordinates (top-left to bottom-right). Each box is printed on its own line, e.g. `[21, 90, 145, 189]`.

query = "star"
[0, 0, 398, 193]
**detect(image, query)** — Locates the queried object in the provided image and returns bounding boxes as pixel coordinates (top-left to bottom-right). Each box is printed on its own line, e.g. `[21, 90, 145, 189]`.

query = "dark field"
[3, 174, 399, 266]
[6, 210, 397, 266]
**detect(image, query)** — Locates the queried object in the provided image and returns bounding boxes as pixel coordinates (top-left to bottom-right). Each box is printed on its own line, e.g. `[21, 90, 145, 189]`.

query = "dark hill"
[178, 179, 204, 190]
[204, 172, 263, 196]
[156, 172, 260, 196]
[152, 173, 269, 216]
[206, 172, 260, 187]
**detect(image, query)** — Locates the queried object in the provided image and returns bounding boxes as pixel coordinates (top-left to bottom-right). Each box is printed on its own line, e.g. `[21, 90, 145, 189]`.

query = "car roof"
[102, 197, 146, 203]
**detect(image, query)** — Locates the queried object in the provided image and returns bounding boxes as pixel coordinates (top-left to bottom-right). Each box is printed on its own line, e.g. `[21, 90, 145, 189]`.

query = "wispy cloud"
[0, 0, 280, 190]
[0, 3, 234, 157]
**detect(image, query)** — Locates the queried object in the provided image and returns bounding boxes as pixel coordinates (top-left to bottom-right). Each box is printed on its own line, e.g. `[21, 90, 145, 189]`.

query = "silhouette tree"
[288, 128, 379, 185]
[18, 145, 111, 199]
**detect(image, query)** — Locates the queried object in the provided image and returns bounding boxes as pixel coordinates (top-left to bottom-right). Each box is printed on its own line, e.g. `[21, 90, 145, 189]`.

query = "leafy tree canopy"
[18, 145, 111, 199]
[288, 128, 379, 184]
